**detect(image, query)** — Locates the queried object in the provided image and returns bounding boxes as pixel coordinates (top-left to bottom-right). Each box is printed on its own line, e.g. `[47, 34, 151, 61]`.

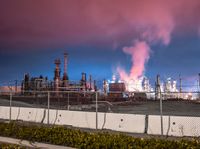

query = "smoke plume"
[116, 2, 175, 82]
[117, 22, 174, 82]
[117, 40, 150, 81]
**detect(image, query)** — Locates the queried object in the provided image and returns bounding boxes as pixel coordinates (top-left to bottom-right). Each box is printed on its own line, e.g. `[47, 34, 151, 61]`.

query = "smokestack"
[84, 73, 87, 82]
[155, 74, 161, 100]
[179, 74, 182, 93]
[24, 73, 30, 91]
[54, 59, 61, 91]
[81, 72, 85, 82]
[94, 80, 97, 91]
[64, 52, 67, 75]
[15, 80, 17, 93]
[85, 73, 87, 90]
[54, 59, 61, 80]
[63, 52, 69, 81]
[81, 72, 87, 90]
[103, 79, 107, 94]
[89, 75, 92, 91]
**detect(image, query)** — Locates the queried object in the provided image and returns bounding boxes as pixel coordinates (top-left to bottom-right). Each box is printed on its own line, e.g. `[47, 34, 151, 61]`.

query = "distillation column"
[54, 59, 61, 92]
[63, 52, 69, 87]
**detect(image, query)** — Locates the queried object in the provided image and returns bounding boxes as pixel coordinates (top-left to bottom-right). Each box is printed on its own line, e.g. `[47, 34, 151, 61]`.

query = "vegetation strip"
[0, 121, 199, 149]
[0, 143, 25, 149]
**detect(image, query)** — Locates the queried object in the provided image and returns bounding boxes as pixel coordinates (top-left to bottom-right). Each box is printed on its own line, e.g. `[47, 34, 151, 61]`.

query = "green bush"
[0, 121, 199, 149]
[0, 143, 25, 149]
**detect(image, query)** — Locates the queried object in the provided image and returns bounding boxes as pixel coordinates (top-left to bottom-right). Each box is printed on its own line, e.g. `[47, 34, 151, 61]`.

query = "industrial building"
[21, 52, 97, 94]
[18, 53, 200, 101]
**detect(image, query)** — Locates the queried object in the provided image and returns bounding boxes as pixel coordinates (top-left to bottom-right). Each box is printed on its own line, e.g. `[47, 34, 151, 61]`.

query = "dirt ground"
[111, 100, 200, 116]
[0, 95, 200, 117]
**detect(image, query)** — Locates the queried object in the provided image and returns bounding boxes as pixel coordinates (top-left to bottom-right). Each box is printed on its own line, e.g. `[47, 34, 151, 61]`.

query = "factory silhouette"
[21, 52, 98, 93]
[19, 52, 199, 101]
[20, 52, 135, 102]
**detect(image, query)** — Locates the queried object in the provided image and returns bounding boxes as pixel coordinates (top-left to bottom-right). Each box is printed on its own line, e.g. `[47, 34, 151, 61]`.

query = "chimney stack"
[63, 52, 69, 81]
[54, 59, 61, 91]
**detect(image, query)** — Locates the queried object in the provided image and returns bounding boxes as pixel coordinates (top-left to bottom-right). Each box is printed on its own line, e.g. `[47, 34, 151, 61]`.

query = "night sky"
[0, 0, 200, 85]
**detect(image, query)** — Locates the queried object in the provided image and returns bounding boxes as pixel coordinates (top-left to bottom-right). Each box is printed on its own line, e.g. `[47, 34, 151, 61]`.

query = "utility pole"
[155, 74, 163, 135]
[47, 91, 50, 125]
[95, 91, 98, 130]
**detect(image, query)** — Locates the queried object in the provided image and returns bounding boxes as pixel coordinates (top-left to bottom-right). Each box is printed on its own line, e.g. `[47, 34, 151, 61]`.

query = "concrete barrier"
[17, 107, 37, 122]
[9, 107, 45, 123]
[169, 116, 200, 137]
[11, 107, 20, 120]
[50, 111, 145, 133]
[1, 106, 200, 137]
[53, 110, 97, 129]
[0, 106, 9, 119]
[147, 115, 170, 135]
[147, 115, 200, 137]
[99, 113, 145, 133]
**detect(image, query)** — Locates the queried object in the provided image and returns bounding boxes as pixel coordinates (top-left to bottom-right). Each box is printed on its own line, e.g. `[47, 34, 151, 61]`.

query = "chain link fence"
[0, 78, 200, 137]
[0, 90, 199, 116]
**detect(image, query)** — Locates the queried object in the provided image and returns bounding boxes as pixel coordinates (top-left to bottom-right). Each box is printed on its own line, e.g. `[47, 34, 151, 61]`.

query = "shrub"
[0, 121, 199, 149]
[0, 143, 25, 149]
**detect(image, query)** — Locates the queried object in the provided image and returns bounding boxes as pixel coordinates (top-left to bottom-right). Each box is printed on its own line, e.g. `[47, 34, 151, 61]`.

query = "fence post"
[160, 92, 163, 135]
[67, 92, 69, 110]
[47, 91, 50, 125]
[96, 91, 98, 130]
[9, 91, 12, 122]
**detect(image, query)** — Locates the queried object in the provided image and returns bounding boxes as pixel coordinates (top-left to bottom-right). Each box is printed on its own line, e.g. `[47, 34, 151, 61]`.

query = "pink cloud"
[1, 0, 200, 80]
[1, 0, 200, 49]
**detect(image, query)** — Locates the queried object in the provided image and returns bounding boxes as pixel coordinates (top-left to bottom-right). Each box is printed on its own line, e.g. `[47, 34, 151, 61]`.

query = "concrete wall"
[0, 106, 10, 120]
[148, 115, 200, 137]
[0, 106, 145, 133]
[42, 109, 145, 133]
[97, 113, 145, 133]
[0, 106, 200, 137]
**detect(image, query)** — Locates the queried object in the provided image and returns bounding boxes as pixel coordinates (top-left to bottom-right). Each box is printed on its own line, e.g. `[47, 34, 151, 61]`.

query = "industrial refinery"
[21, 52, 97, 93]
[17, 52, 199, 101]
